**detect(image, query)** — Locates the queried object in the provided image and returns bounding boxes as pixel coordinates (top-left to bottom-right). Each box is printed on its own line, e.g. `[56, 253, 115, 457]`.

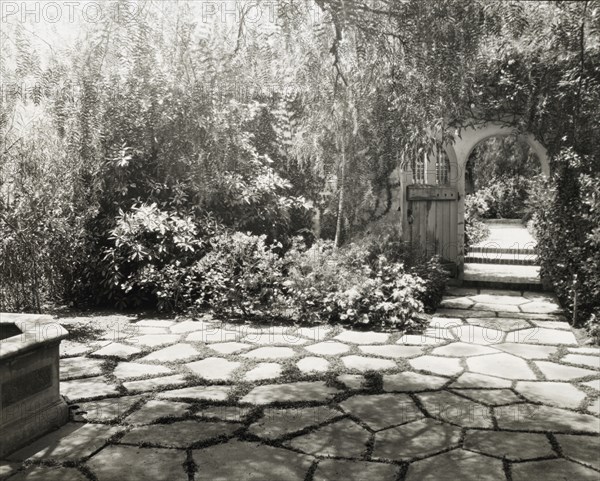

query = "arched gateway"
[383, 120, 550, 280]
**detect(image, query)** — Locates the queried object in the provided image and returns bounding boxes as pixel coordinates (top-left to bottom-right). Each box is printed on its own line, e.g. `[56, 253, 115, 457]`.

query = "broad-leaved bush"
[282, 239, 430, 330]
[529, 150, 600, 338]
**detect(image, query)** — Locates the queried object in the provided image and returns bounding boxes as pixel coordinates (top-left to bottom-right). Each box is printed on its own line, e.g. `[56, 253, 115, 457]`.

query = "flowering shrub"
[281, 239, 368, 322]
[360, 229, 448, 312]
[326, 260, 426, 329]
[102, 205, 286, 314]
[282, 239, 429, 330]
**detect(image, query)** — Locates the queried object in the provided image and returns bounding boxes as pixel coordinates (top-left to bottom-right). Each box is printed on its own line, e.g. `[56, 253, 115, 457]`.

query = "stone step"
[469, 246, 536, 255]
[465, 252, 538, 266]
[482, 219, 524, 224]
[463, 263, 549, 292]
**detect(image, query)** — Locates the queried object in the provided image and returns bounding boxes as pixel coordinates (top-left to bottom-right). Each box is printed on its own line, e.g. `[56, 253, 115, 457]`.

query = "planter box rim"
[0, 313, 68, 361]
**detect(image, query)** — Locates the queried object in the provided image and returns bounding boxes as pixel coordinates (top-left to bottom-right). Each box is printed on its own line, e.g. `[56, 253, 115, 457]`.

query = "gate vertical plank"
[421, 201, 429, 257]
[436, 199, 445, 259]
[439, 201, 445, 259]
[430, 201, 437, 259]
[426, 200, 436, 258]
[405, 183, 459, 273]
[449, 199, 458, 264]
[410, 199, 419, 252]
[417, 200, 426, 256]
[413, 199, 421, 254]
[445, 200, 452, 261]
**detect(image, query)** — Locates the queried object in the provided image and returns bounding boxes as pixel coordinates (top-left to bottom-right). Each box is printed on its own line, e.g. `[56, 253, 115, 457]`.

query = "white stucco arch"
[449, 122, 550, 177]
[446, 121, 550, 279]
[376, 119, 550, 281]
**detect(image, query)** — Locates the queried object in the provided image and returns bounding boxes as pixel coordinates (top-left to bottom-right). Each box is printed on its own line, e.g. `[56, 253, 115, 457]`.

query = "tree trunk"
[312, 207, 321, 240]
[334, 134, 346, 249]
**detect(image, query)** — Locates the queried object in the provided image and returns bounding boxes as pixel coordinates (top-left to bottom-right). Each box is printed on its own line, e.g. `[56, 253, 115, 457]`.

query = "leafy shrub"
[282, 238, 431, 330]
[464, 193, 490, 249]
[360, 228, 448, 312]
[523, 174, 551, 230]
[101, 204, 218, 309]
[0, 200, 86, 312]
[327, 259, 427, 329]
[206, 143, 310, 241]
[282, 239, 370, 322]
[410, 256, 449, 313]
[102, 205, 287, 315]
[529, 149, 600, 333]
[191, 231, 285, 316]
[470, 175, 534, 220]
[100, 205, 440, 330]
[586, 313, 600, 346]
[0, 122, 90, 312]
[468, 136, 541, 190]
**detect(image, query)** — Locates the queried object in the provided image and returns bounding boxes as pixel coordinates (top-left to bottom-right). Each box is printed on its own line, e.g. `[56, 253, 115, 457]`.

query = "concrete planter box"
[0, 313, 69, 457]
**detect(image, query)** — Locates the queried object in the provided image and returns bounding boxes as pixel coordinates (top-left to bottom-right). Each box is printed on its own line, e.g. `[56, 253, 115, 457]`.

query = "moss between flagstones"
[8, 293, 600, 481]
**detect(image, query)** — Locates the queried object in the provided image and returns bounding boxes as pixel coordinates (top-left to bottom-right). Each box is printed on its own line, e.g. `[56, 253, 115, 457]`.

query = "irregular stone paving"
[244, 362, 283, 381]
[248, 406, 342, 440]
[2, 289, 599, 481]
[122, 399, 191, 425]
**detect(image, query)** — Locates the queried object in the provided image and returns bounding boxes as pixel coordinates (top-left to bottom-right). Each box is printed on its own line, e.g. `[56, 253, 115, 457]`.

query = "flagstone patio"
[1, 289, 599, 480]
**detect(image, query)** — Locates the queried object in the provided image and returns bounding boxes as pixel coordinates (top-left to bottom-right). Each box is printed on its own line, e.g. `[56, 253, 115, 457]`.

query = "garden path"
[1, 288, 599, 481]
[473, 220, 537, 251]
[465, 220, 542, 288]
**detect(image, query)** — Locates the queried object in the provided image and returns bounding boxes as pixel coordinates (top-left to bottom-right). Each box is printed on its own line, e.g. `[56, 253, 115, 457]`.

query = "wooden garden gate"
[395, 121, 550, 280]
[403, 150, 459, 274]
